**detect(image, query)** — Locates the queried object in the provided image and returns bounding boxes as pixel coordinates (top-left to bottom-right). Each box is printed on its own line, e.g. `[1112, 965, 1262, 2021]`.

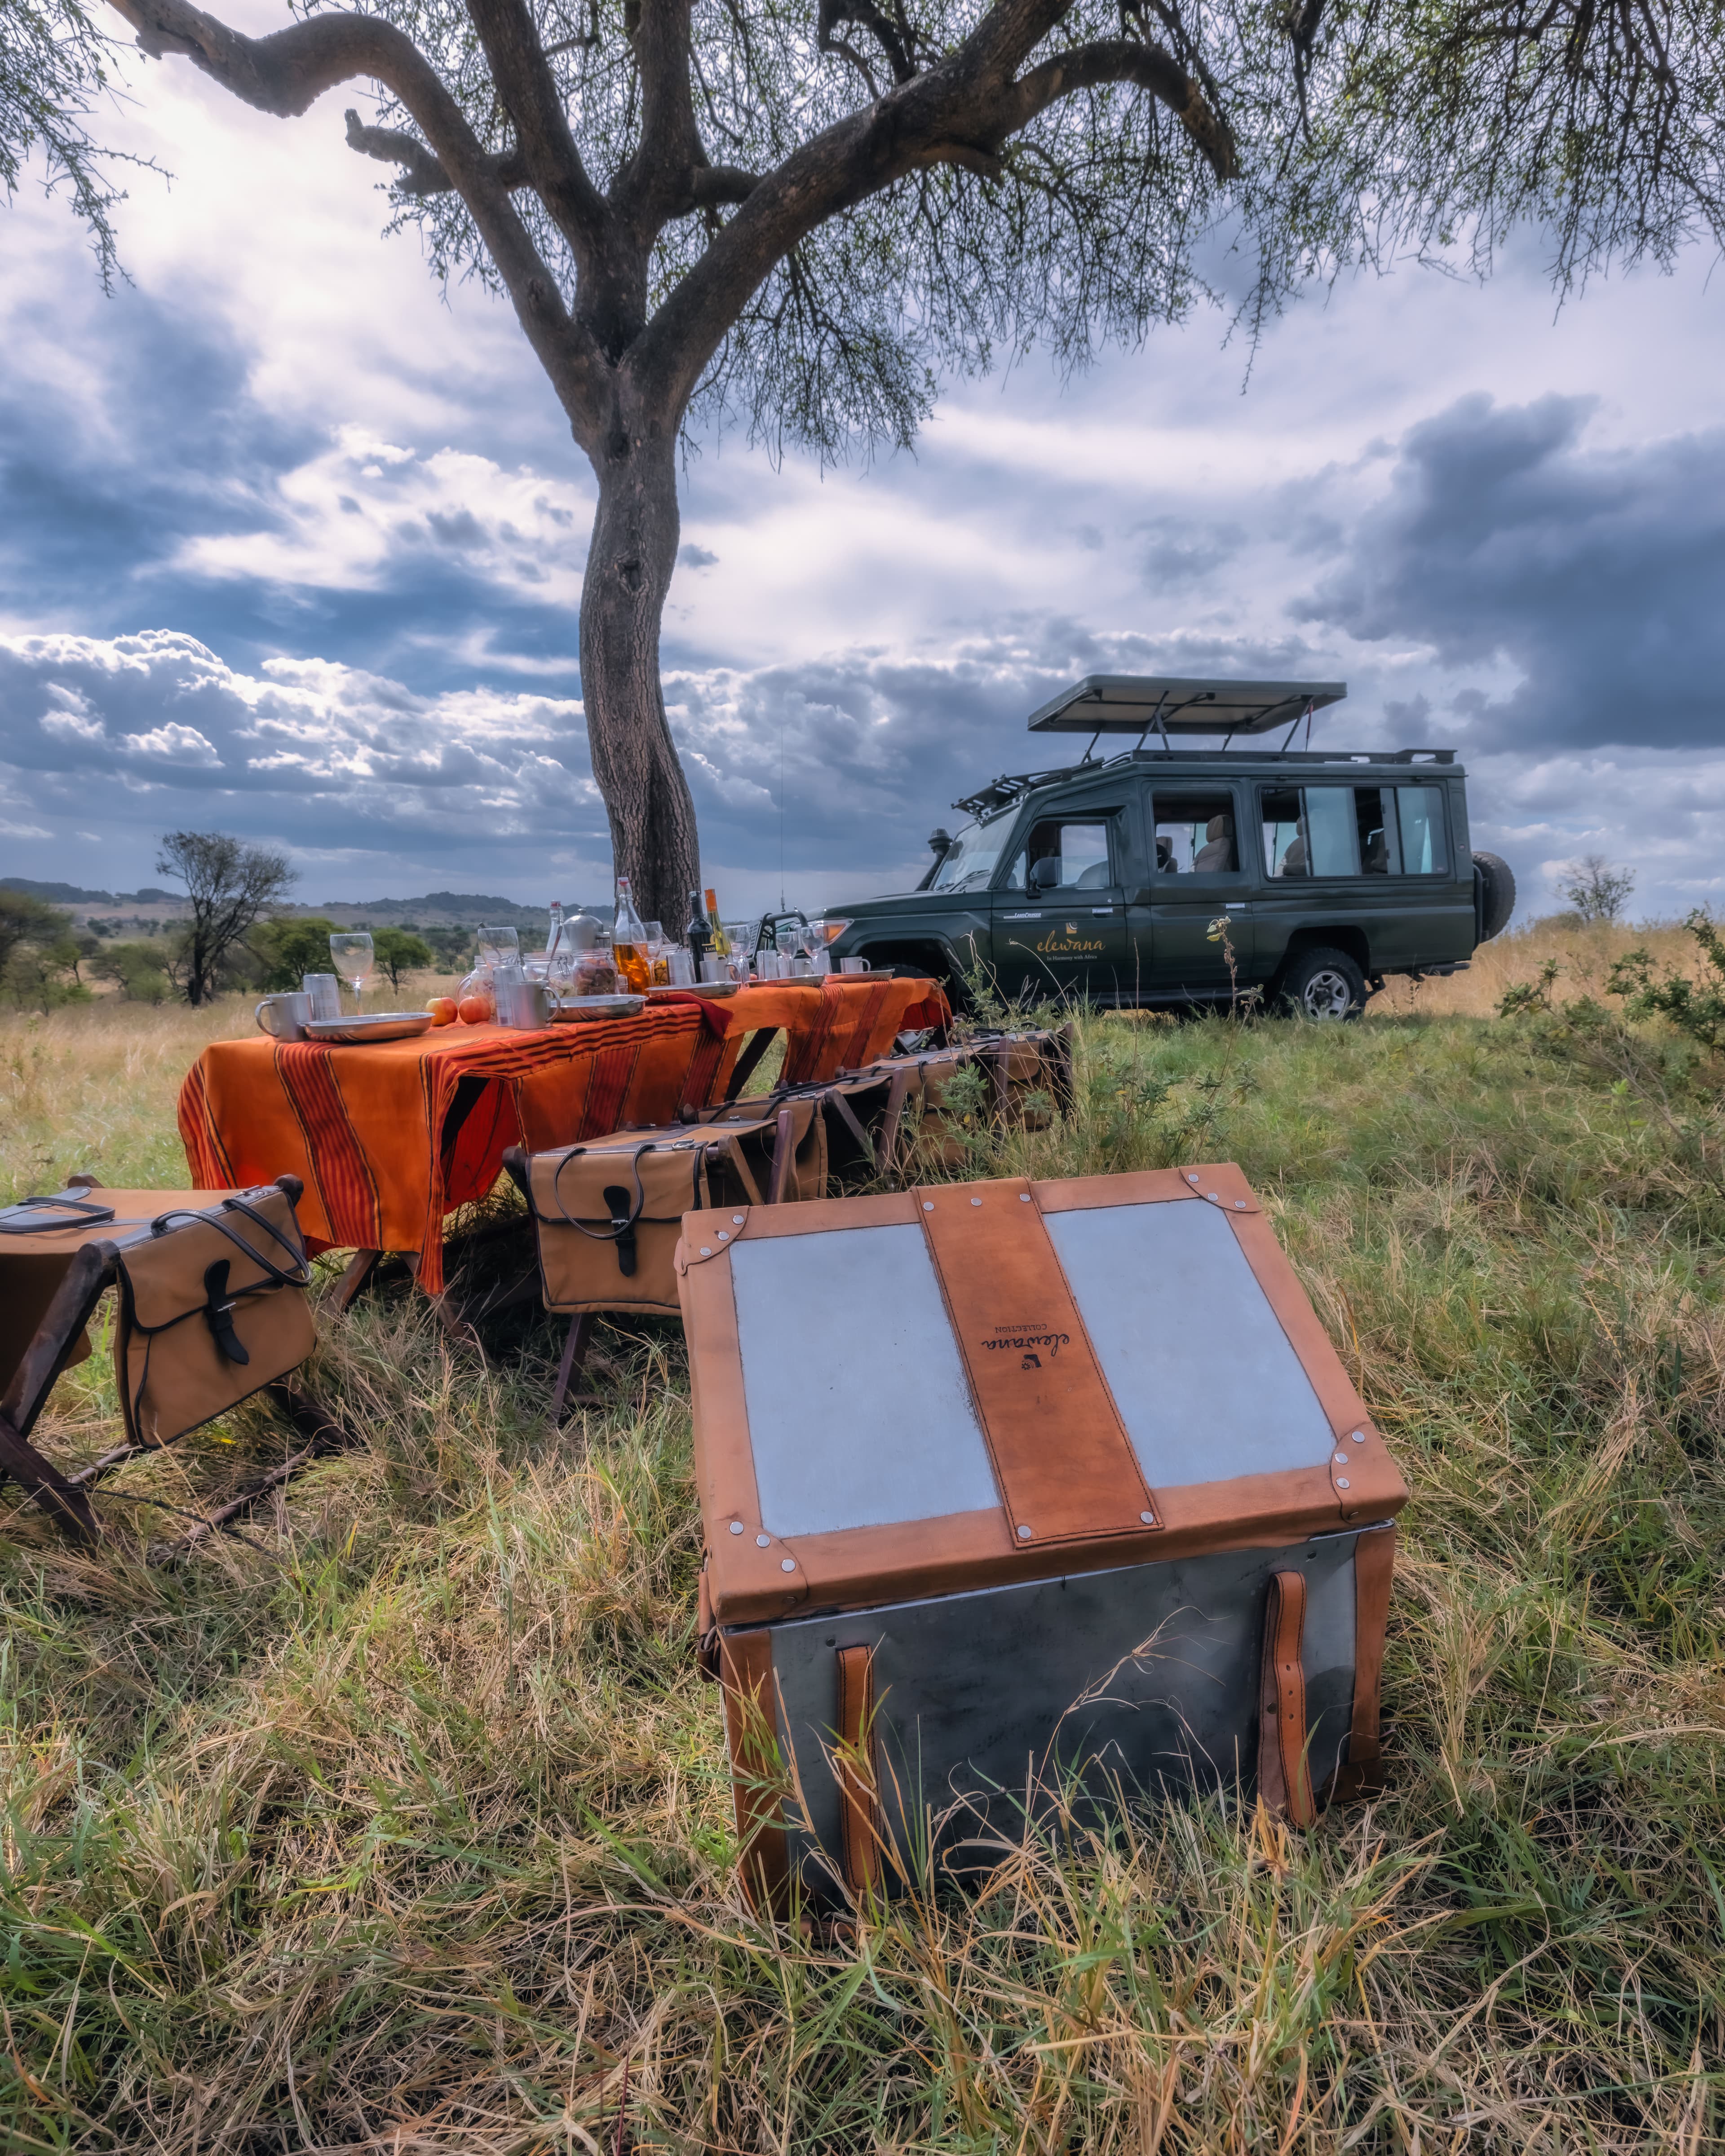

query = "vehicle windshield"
[929, 817, 1015, 892]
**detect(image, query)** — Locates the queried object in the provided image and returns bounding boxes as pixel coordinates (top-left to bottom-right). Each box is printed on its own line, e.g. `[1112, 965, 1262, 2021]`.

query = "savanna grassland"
[1, 925, 1722, 2152]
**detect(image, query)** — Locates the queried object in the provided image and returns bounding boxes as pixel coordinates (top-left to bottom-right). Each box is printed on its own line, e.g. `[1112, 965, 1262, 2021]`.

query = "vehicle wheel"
[1277, 946, 1367, 1022]
[1473, 851, 1516, 941]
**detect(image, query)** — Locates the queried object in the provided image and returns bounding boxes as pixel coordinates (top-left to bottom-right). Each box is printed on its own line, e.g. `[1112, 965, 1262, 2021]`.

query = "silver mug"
[256, 990, 312, 1041]
[498, 978, 553, 1030]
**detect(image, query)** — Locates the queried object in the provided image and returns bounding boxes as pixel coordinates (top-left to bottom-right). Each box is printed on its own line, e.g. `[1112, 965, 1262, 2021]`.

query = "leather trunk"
[677, 1164, 1406, 1913]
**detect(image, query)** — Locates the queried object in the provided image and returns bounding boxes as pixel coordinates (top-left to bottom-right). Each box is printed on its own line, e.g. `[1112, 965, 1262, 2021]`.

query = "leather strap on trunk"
[835, 1644, 881, 1898]
[1258, 1570, 1316, 1827]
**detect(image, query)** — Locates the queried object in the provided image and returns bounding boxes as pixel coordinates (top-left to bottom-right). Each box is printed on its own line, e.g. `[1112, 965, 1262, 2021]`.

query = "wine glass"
[329, 931, 375, 1015]
[478, 925, 520, 975]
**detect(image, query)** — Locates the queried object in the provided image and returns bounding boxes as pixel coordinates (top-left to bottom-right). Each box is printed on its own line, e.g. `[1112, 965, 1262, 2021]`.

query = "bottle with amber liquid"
[704, 888, 730, 959]
[612, 876, 651, 994]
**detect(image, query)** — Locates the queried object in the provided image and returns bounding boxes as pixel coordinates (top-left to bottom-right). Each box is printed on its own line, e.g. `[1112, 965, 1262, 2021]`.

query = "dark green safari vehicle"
[820, 676, 1516, 1018]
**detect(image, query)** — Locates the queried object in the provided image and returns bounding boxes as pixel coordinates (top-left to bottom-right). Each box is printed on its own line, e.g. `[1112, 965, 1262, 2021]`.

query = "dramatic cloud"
[1296, 394, 1725, 751]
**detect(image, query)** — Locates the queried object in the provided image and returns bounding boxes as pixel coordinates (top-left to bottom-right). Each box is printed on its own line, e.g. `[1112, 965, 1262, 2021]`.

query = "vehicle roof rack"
[1026, 674, 1348, 739]
[951, 743, 1455, 821]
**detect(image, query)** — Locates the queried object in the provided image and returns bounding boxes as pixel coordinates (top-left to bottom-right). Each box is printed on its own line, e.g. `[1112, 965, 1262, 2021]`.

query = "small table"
[177, 977, 945, 1300]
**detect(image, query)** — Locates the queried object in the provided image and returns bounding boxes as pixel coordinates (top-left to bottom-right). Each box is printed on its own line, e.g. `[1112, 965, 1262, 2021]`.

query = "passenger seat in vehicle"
[1193, 813, 1234, 873]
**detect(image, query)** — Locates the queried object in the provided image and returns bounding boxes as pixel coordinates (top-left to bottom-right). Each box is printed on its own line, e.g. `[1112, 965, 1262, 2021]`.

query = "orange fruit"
[457, 995, 491, 1025]
[425, 997, 458, 1025]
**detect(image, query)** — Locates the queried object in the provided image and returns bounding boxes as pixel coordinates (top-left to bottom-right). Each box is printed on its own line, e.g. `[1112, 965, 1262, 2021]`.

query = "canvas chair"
[0, 1175, 326, 1542]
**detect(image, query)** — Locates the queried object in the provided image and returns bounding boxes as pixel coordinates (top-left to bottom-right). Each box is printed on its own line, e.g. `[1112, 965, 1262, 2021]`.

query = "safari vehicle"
[821, 676, 1516, 1018]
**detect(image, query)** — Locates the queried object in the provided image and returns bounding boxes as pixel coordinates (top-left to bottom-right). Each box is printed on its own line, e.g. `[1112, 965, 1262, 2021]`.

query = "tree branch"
[101, 0, 610, 444]
[343, 110, 533, 195]
[461, 0, 610, 261]
[612, 0, 708, 235]
[1004, 38, 1238, 177]
[690, 163, 763, 206]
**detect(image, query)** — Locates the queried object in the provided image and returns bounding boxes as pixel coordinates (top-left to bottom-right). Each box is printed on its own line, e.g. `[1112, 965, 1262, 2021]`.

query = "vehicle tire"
[1276, 946, 1367, 1022]
[1473, 851, 1516, 941]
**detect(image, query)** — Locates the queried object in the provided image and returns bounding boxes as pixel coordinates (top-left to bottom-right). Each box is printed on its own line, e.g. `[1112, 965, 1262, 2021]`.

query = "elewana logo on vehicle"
[1026, 924, 1105, 956]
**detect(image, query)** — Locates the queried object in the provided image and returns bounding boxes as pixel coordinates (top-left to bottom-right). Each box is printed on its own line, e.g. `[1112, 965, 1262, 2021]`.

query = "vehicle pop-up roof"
[1027, 674, 1348, 739]
[951, 675, 1358, 821]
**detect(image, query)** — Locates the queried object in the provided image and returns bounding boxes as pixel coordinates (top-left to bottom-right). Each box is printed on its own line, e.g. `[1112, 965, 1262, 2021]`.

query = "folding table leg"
[333, 1249, 384, 1311]
[550, 1313, 595, 1423]
[0, 1409, 102, 1540]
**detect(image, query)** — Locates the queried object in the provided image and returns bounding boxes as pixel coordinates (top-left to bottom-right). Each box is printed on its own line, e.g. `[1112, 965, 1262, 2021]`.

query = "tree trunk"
[579, 424, 699, 932]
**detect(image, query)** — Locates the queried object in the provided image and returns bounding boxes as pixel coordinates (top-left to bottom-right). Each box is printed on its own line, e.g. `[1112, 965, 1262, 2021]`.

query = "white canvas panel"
[731, 1223, 1000, 1537]
[1042, 1200, 1337, 1486]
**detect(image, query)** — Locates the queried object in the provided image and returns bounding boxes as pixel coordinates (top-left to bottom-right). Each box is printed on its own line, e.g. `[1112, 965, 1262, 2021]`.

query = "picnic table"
[177, 976, 946, 1299]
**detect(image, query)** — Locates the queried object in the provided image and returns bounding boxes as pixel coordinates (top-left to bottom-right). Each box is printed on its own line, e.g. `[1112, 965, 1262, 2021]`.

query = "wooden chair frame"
[0, 1174, 344, 1545]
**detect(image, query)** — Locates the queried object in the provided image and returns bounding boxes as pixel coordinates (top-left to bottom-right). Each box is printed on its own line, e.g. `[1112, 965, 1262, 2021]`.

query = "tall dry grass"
[1, 953, 1723, 2151]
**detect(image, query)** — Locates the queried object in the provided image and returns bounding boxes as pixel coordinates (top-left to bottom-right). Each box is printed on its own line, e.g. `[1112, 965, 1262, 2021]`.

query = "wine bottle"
[704, 888, 730, 958]
[685, 890, 711, 970]
[612, 876, 650, 993]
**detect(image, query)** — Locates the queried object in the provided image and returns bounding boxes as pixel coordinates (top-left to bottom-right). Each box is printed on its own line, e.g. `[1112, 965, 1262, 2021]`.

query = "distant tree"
[249, 914, 340, 991]
[156, 831, 296, 1006]
[90, 939, 172, 1002]
[421, 926, 476, 974]
[1609, 910, 1725, 1051]
[1554, 854, 1636, 926]
[22, 0, 1725, 918]
[372, 927, 434, 990]
[0, 888, 70, 972]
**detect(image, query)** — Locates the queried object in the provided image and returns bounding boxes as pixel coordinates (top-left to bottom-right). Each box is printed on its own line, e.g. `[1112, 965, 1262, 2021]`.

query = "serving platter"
[548, 994, 646, 1022]
[304, 1012, 435, 1045]
[646, 981, 740, 1000]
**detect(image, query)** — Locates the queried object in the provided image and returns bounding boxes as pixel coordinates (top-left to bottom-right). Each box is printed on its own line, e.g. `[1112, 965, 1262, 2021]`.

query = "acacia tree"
[45, 0, 1725, 919]
[158, 829, 296, 1004]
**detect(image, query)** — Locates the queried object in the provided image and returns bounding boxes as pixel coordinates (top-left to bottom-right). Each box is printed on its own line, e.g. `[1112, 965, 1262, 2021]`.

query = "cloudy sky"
[3, 11, 1722, 921]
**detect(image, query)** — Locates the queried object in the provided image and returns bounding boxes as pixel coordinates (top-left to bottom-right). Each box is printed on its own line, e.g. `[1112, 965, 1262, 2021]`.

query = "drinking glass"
[328, 932, 375, 1015]
[667, 947, 694, 986]
[478, 926, 520, 974]
[301, 972, 341, 1021]
[643, 923, 671, 987]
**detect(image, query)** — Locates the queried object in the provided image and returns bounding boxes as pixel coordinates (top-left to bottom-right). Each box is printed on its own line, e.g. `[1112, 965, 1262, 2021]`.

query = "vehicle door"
[991, 807, 1132, 1003]
[1254, 779, 1464, 978]
[1125, 783, 1253, 1000]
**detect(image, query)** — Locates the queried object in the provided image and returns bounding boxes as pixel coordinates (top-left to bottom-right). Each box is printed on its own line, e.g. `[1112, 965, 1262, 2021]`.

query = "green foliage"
[1498, 956, 1562, 1017]
[421, 925, 477, 972]
[1608, 909, 1725, 1051]
[90, 939, 172, 1003]
[372, 927, 433, 990]
[0, 887, 69, 970]
[248, 915, 340, 993]
[157, 831, 296, 1007]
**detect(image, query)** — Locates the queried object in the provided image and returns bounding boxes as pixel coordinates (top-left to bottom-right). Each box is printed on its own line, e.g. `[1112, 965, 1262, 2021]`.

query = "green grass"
[2, 991, 1723, 2150]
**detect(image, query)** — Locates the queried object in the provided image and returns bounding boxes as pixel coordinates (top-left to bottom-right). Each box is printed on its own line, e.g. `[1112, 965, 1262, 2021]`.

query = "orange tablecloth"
[177, 976, 946, 1293]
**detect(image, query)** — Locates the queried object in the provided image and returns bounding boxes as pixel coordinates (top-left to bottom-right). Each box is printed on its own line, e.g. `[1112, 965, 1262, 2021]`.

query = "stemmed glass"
[328, 932, 375, 1016]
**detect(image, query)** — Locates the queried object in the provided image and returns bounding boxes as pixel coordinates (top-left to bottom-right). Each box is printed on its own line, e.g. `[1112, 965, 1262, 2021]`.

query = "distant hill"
[2, 879, 608, 933]
[2, 879, 175, 905]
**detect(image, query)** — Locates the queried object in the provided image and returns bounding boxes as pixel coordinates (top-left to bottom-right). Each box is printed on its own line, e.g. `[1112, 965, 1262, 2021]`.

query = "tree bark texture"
[579, 422, 698, 931]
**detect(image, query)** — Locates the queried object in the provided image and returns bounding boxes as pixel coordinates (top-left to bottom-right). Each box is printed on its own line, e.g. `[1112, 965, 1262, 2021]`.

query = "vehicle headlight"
[819, 918, 852, 944]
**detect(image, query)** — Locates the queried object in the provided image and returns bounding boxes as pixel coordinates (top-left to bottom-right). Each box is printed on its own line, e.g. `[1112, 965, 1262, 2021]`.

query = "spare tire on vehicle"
[1473, 852, 1516, 942]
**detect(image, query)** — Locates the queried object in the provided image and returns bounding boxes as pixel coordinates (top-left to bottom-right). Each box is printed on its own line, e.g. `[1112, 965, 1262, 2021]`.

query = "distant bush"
[373, 928, 433, 990]
[249, 916, 340, 992]
[1609, 910, 1725, 1052]
[1552, 853, 1636, 925]
[91, 941, 173, 1004]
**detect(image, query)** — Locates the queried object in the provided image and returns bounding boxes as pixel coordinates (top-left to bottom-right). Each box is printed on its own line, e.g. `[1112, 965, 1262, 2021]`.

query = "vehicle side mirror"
[1028, 857, 1061, 894]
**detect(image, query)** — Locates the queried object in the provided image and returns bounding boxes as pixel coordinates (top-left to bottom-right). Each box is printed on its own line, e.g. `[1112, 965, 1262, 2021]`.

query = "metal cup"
[301, 973, 341, 1021]
[498, 977, 553, 1029]
[256, 990, 312, 1041]
[700, 954, 729, 984]
[840, 956, 872, 974]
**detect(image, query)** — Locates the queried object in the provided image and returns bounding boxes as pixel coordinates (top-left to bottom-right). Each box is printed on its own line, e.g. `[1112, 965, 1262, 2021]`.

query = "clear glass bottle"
[547, 900, 564, 963]
[612, 877, 650, 993]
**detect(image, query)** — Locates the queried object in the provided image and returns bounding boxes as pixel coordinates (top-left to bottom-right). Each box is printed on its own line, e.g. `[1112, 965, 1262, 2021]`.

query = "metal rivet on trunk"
[780, 1558, 796, 1573]
[733, 1214, 744, 1224]
[1019, 1193, 1031, 1202]
[1336, 1477, 1350, 1490]
[729, 1520, 743, 1535]
[1335, 1452, 1349, 1465]
[699, 1246, 712, 1256]
[970, 1197, 982, 1207]
[1140, 1511, 1155, 1525]
[1208, 1191, 1219, 1200]
[1351, 1430, 1365, 1443]
[717, 1231, 728, 1241]
[756, 1534, 770, 1547]
[1017, 1524, 1032, 1540]
[1234, 1199, 1246, 1209]
[923, 1201, 934, 1211]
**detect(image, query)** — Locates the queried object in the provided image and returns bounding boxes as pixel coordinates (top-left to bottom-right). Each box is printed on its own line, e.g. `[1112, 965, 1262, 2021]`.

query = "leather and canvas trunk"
[677, 1163, 1406, 1912]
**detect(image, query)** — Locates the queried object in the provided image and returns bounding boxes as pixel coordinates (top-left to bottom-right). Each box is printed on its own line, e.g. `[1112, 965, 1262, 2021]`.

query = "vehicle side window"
[1020, 816, 1117, 892]
[1263, 783, 1446, 878]
[1151, 793, 1238, 875]
[1395, 785, 1450, 874]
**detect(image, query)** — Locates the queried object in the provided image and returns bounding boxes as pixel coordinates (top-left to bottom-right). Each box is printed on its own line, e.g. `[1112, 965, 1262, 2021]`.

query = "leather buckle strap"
[835, 1644, 882, 1898]
[1258, 1570, 1316, 1828]
[201, 1259, 251, 1366]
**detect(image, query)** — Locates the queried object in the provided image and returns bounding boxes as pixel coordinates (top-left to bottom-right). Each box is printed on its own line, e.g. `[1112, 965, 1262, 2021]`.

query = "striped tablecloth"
[178, 976, 945, 1293]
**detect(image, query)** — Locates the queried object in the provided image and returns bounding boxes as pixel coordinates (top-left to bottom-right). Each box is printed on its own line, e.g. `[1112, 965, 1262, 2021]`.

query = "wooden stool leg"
[0, 1409, 102, 1540]
[550, 1313, 593, 1423]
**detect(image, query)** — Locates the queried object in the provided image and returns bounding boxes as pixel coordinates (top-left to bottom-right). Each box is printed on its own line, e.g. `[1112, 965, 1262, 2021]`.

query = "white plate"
[303, 1012, 435, 1045]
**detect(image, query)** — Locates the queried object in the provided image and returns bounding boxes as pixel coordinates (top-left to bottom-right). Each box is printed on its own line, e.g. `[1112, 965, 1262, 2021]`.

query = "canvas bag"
[114, 1186, 315, 1449]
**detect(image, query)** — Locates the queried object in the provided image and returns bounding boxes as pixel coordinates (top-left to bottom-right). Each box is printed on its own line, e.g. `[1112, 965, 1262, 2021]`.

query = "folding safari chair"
[504, 1094, 831, 1421]
[0, 1175, 333, 1542]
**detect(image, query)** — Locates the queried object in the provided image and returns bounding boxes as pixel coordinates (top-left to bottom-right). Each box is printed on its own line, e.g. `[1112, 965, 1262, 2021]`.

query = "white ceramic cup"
[700, 954, 729, 984]
[256, 990, 312, 1040]
[301, 973, 341, 1021]
[840, 956, 872, 974]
